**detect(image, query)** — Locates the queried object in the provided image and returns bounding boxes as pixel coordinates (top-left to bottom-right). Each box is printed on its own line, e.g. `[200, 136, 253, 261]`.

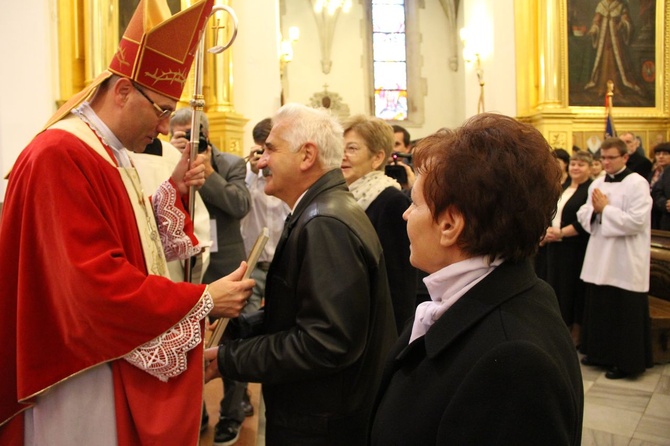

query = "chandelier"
[313, 0, 352, 15]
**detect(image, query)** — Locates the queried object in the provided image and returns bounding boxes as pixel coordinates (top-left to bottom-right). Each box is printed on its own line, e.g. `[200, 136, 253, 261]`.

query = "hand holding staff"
[184, 5, 238, 284]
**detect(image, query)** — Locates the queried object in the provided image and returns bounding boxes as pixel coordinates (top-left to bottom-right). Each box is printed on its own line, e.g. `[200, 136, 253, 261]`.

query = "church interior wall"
[279, 1, 369, 128]
[0, 0, 58, 201]
[231, 0, 283, 149]
[417, 0, 464, 133]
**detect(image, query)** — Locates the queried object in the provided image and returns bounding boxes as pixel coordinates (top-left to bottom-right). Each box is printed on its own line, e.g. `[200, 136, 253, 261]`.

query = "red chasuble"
[0, 127, 208, 445]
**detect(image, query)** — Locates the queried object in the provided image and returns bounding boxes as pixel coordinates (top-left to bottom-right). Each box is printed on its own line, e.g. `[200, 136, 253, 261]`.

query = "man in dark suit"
[170, 109, 251, 444]
[205, 103, 397, 446]
[621, 131, 653, 180]
[370, 114, 583, 445]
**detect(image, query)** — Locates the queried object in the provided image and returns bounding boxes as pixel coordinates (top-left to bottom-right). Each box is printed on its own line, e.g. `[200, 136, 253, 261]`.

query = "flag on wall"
[604, 84, 616, 138]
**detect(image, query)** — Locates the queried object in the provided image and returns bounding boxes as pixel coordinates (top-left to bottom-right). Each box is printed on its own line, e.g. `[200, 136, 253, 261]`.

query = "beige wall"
[280, 0, 517, 140]
[0, 0, 59, 201]
[230, 0, 283, 153]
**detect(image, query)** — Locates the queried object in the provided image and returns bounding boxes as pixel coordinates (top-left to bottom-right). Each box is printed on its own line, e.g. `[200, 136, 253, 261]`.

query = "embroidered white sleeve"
[153, 180, 202, 261]
[124, 291, 214, 382]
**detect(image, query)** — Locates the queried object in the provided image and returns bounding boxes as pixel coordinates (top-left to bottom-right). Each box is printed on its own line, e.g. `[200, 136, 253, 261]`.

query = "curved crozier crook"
[208, 5, 239, 54]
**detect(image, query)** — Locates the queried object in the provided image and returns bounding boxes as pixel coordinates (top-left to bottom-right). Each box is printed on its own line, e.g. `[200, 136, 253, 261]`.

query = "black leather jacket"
[219, 169, 397, 445]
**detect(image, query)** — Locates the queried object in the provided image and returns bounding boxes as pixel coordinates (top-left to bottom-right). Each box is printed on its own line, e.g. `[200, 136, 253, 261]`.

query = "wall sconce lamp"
[460, 26, 488, 114]
[310, 0, 351, 73]
[280, 26, 300, 75]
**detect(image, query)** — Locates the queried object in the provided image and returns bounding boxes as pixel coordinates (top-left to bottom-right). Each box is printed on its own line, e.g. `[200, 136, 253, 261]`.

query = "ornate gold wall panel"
[56, 0, 246, 156]
[57, 0, 86, 107]
[208, 112, 247, 157]
[515, 0, 670, 156]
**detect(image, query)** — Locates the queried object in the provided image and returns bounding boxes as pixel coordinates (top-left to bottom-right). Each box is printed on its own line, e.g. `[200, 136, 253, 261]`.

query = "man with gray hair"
[205, 103, 397, 445]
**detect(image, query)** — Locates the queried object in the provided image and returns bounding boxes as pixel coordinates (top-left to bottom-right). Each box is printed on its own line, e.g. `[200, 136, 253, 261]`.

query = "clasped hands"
[591, 188, 609, 214]
[541, 226, 562, 246]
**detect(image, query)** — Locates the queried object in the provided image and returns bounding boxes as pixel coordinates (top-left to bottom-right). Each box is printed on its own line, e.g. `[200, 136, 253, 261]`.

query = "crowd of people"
[2, 0, 668, 444]
[537, 130, 668, 382]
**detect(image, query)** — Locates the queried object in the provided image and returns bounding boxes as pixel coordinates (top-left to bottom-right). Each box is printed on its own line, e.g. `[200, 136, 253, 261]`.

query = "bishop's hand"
[171, 143, 206, 195]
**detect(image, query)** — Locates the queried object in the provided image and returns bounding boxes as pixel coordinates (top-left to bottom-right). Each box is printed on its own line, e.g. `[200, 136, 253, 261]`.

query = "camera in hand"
[184, 127, 210, 153]
[384, 152, 412, 184]
[391, 152, 412, 164]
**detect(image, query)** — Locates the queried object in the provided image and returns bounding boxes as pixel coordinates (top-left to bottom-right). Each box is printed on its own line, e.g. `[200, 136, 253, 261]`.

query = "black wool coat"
[370, 260, 584, 446]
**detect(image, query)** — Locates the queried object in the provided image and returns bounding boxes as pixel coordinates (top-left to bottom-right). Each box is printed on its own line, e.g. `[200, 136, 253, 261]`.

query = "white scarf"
[409, 256, 503, 343]
[348, 170, 401, 211]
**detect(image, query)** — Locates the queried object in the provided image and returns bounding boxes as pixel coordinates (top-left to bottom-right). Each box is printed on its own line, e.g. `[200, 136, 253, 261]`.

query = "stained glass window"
[371, 0, 407, 121]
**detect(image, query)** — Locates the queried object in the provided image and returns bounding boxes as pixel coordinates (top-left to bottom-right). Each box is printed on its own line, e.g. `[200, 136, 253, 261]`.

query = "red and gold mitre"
[109, 0, 213, 100]
[44, 0, 213, 129]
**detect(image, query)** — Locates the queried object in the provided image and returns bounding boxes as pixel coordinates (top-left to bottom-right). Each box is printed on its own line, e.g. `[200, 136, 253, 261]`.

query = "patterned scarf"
[348, 170, 401, 211]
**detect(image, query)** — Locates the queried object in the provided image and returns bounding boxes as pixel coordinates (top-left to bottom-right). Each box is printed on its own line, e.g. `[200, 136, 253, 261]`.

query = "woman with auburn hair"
[541, 150, 593, 348]
[370, 113, 583, 445]
[340, 114, 416, 333]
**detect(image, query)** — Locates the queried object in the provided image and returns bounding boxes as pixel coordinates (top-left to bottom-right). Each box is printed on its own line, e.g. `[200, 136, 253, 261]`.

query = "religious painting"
[568, 0, 657, 107]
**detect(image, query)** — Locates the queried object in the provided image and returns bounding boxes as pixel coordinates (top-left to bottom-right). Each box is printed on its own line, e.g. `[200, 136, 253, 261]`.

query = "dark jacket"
[366, 187, 416, 333]
[370, 260, 584, 446]
[200, 146, 250, 279]
[219, 169, 397, 445]
[546, 179, 591, 325]
[627, 151, 653, 180]
[558, 179, 591, 236]
[651, 165, 670, 230]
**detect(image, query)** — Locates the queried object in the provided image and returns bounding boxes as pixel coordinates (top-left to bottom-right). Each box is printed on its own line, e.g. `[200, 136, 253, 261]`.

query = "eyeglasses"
[601, 155, 622, 161]
[344, 145, 363, 156]
[132, 83, 173, 119]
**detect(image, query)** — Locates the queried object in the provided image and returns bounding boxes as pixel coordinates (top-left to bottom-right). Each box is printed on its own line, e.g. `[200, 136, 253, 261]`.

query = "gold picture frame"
[567, 0, 658, 109]
[515, 0, 670, 155]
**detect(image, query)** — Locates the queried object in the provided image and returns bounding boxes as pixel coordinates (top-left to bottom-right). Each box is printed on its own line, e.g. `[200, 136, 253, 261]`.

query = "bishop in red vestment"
[0, 1, 252, 444]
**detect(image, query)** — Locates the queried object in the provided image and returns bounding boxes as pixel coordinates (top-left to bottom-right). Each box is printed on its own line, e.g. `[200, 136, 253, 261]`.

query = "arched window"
[368, 0, 424, 125]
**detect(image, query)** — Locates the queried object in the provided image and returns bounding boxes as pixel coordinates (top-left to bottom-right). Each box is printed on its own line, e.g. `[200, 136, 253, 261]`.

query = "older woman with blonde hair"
[341, 115, 416, 333]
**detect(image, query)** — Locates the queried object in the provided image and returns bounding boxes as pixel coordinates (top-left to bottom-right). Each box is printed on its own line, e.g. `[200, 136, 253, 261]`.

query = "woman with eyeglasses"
[340, 115, 417, 334]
